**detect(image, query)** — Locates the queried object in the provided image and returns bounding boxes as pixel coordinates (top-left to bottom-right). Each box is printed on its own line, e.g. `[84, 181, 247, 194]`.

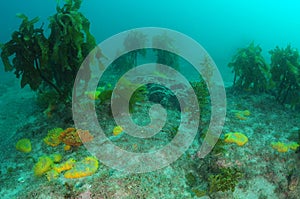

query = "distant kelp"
[228, 41, 270, 93]
[229, 42, 300, 109]
[269, 45, 300, 107]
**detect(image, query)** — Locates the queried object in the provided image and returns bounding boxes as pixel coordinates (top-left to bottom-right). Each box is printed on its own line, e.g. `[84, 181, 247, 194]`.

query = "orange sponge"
[64, 156, 99, 179]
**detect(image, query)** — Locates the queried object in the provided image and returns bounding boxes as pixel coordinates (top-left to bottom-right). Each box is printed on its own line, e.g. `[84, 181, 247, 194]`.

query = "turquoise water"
[1, 1, 300, 198]
[1, 0, 300, 81]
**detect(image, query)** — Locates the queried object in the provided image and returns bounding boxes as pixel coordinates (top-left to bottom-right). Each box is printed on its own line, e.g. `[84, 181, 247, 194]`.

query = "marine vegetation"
[208, 167, 243, 193]
[187, 151, 243, 197]
[228, 41, 270, 92]
[95, 79, 148, 114]
[1, 0, 96, 109]
[269, 44, 300, 107]
[229, 42, 300, 109]
[110, 30, 147, 73]
[152, 33, 180, 71]
[190, 78, 210, 120]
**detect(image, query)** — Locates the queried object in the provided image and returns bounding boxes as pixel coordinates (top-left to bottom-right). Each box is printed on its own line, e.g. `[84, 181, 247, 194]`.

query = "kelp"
[111, 30, 147, 72]
[269, 45, 300, 107]
[1, 0, 96, 105]
[152, 33, 180, 71]
[47, 0, 96, 99]
[228, 41, 270, 92]
[1, 14, 49, 91]
[228, 42, 300, 109]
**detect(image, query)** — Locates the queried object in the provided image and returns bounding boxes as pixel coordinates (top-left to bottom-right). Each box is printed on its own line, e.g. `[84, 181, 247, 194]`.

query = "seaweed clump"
[228, 41, 270, 92]
[228, 42, 300, 109]
[110, 30, 147, 73]
[152, 33, 180, 71]
[1, 14, 48, 91]
[269, 45, 300, 107]
[190, 79, 209, 119]
[1, 0, 96, 108]
[208, 167, 243, 193]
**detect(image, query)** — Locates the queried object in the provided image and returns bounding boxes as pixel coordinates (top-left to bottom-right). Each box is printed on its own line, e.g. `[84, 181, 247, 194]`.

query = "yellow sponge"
[46, 170, 60, 181]
[235, 110, 251, 120]
[33, 156, 53, 176]
[271, 141, 299, 153]
[43, 128, 64, 147]
[16, 138, 32, 153]
[113, 125, 123, 136]
[64, 156, 99, 179]
[271, 142, 289, 153]
[52, 158, 76, 173]
[288, 142, 300, 151]
[50, 153, 62, 163]
[85, 91, 101, 100]
[224, 132, 248, 146]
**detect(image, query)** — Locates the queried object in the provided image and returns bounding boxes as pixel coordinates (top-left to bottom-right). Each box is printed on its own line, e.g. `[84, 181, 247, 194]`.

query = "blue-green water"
[1, 0, 300, 81]
[1, 1, 300, 198]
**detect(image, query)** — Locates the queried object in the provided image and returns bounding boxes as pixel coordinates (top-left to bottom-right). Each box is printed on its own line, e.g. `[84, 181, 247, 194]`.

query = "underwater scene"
[1, 0, 300, 198]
